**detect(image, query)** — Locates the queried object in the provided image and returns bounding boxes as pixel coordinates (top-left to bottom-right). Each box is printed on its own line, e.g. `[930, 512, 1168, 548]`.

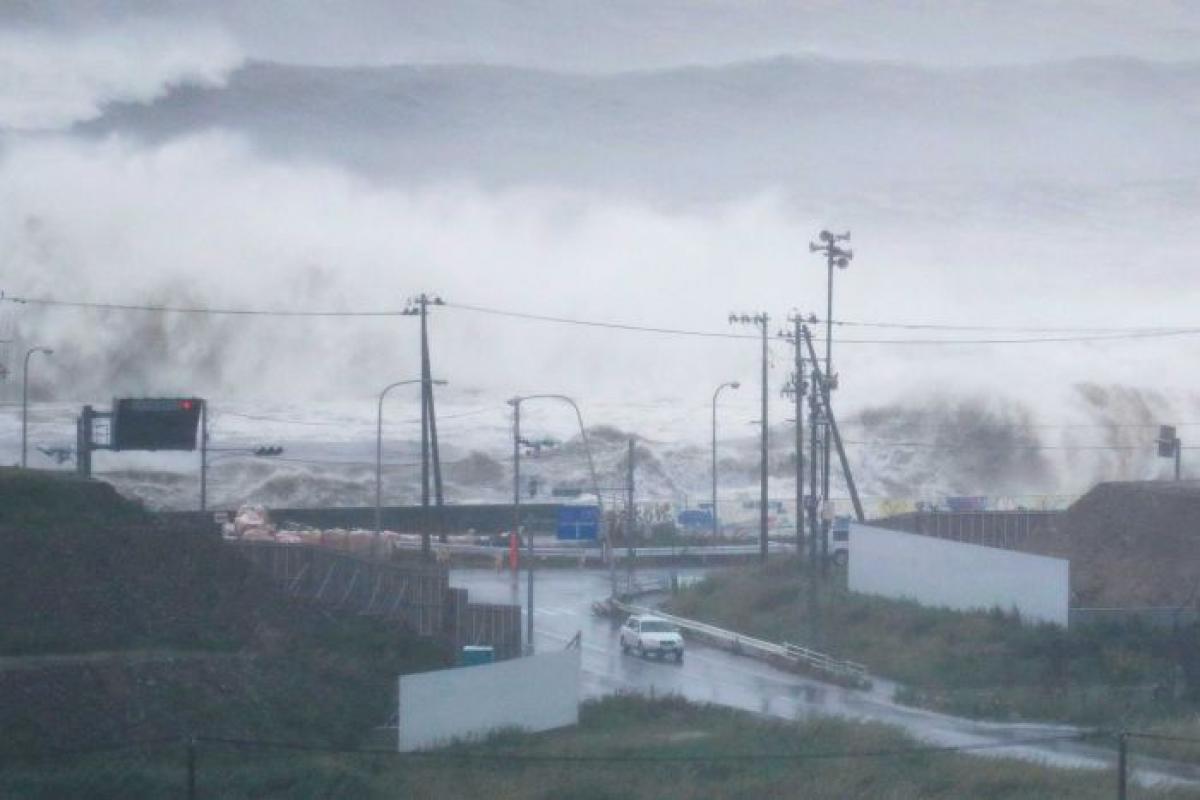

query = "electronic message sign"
[111, 398, 203, 451]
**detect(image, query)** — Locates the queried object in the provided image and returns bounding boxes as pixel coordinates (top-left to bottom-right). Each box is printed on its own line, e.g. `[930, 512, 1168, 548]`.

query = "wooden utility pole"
[404, 293, 446, 557]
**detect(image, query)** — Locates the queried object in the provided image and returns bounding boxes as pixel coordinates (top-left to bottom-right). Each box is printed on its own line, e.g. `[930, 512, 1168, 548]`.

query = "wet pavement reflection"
[451, 566, 1200, 787]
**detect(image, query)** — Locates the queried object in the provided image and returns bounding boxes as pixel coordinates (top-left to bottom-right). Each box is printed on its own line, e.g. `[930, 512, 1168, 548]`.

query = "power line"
[10, 291, 1200, 345]
[444, 302, 1200, 345]
[829, 318, 1184, 334]
[842, 439, 1154, 452]
[218, 407, 496, 427]
[4, 295, 406, 318]
[446, 301, 758, 340]
[837, 420, 1200, 431]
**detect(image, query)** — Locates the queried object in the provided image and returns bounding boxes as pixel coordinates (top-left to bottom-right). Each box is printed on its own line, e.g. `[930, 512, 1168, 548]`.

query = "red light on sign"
[179, 400, 193, 411]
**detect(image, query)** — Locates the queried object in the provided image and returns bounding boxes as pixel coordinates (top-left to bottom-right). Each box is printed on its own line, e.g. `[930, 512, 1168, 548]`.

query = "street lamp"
[21, 346, 53, 468]
[508, 393, 603, 654]
[711, 381, 740, 537]
[377, 378, 446, 550]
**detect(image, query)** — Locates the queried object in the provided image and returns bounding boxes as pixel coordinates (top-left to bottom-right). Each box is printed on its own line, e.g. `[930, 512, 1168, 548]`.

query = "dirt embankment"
[1057, 481, 1200, 608]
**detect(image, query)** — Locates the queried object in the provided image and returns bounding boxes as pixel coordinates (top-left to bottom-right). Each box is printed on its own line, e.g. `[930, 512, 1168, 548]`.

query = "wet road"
[451, 566, 1200, 787]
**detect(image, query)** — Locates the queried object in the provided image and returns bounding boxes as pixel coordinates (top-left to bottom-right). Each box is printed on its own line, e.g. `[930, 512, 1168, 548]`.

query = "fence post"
[1117, 732, 1127, 800]
[187, 736, 197, 800]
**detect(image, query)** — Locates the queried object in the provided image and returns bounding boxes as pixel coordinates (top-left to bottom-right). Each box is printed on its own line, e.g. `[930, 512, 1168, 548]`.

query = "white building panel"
[849, 523, 1069, 626]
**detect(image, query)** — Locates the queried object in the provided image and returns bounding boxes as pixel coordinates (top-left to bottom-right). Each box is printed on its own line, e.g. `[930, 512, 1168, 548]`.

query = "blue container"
[460, 645, 495, 666]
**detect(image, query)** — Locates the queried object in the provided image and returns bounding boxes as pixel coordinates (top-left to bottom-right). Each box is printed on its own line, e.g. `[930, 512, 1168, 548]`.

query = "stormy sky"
[2, 1, 1199, 438]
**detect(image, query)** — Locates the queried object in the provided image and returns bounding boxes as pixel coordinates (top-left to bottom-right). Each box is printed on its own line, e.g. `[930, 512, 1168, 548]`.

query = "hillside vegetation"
[0, 471, 447, 755]
[665, 560, 1200, 726]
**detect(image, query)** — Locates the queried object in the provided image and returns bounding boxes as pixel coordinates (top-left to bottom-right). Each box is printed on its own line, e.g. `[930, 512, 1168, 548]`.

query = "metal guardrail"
[607, 599, 870, 688]
[390, 541, 795, 560]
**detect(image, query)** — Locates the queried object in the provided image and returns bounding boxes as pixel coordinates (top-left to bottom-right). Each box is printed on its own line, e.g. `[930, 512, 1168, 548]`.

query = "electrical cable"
[842, 439, 1152, 452]
[9, 292, 1200, 344]
[3, 295, 405, 317]
[9, 292, 1200, 345]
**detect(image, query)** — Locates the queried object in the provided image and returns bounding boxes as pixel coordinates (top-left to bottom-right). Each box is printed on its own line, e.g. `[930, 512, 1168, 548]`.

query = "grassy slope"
[0, 471, 449, 753]
[3, 695, 1195, 799]
[664, 560, 1196, 726]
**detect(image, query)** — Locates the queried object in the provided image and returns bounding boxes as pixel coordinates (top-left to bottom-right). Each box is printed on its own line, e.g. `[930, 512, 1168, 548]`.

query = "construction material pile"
[1060, 481, 1200, 608]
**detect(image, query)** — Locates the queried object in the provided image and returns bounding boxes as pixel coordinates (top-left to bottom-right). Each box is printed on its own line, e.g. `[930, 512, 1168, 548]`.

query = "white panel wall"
[849, 523, 1069, 626]
[398, 649, 581, 752]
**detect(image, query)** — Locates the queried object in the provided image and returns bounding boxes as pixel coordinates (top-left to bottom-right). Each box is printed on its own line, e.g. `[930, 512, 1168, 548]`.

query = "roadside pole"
[1117, 732, 1127, 800]
[510, 400, 531, 653]
[759, 316, 769, 563]
[792, 316, 806, 563]
[199, 400, 208, 512]
[627, 438, 636, 585]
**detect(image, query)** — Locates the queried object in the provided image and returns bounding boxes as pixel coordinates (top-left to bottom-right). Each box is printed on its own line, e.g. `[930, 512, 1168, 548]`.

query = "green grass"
[1, 695, 1193, 799]
[664, 559, 1200, 727]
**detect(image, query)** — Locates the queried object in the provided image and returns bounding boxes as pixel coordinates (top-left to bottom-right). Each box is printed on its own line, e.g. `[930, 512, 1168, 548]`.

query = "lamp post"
[508, 393, 603, 653]
[21, 346, 53, 468]
[377, 379, 446, 550]
[711, 381, 740, 538]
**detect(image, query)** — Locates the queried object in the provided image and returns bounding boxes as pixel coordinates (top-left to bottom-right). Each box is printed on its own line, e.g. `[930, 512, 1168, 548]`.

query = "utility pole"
[403, 294, 445, 558]
[509, 398, 530, 652]
[780, 315, 809, 563]
[627, 438, 636, 547]
[76, 405, 96, 478]
[729, 312, 771, 562]
[809, 230, 852, 546]
[808, 357, 821, 569]
[423, 312, 444, 506]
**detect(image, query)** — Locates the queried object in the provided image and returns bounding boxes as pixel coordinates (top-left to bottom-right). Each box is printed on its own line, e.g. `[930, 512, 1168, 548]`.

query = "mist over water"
[3, 4, 1199, 503]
